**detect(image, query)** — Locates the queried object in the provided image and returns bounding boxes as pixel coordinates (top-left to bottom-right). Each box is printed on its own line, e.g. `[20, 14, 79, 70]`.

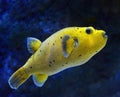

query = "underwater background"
[0, 0, 120, 97]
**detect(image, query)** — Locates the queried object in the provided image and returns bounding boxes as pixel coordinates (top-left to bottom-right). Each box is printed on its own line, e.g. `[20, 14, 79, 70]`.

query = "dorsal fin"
[27, 37, 41, 53]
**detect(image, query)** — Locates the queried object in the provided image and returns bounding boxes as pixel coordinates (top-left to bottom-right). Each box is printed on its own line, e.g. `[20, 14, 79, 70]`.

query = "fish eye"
[86, 28, 92, 34]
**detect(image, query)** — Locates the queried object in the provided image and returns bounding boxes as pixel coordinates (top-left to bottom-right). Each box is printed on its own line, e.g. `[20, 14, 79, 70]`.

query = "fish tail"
[8, 67, 30, 89]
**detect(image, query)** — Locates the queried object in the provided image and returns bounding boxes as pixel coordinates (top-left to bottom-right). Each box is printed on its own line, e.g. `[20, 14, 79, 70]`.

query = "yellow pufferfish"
[8, 27, 108, 89]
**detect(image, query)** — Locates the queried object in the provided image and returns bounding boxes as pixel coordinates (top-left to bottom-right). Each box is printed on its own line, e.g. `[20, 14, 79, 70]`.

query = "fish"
[8, 26, 108, 89]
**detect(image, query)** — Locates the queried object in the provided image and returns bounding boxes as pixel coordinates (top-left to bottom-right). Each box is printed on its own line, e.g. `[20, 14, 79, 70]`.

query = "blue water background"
[0, 0, 120, 97]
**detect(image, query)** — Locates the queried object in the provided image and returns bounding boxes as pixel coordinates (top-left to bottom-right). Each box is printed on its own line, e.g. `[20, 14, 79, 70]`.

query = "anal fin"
[32, 74, 48, 87]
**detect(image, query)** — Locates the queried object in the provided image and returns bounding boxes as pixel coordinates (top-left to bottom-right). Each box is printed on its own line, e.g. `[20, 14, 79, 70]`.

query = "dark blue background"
[0, 0, 120, 97]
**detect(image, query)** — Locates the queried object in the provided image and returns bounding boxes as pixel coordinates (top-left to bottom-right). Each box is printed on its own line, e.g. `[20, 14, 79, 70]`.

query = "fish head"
[75, 26, 108, 56]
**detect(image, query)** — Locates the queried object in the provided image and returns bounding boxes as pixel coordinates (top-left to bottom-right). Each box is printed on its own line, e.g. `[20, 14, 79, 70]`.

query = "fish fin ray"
[8, 67, 30, 89]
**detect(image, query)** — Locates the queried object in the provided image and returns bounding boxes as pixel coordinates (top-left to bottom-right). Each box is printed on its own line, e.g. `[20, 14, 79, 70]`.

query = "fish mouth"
[102, 32, 108, 38]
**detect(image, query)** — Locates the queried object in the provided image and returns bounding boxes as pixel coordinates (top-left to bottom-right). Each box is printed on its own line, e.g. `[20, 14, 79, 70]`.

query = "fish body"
[8, 27, 108, 89]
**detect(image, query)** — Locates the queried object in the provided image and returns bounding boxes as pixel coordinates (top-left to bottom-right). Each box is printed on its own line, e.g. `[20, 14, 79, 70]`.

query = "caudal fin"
[8, 67, 30, 89]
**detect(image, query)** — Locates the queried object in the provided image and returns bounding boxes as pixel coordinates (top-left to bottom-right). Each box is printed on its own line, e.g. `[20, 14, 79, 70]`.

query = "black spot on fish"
[53, 43, 55, 45]
[30, 66, 32, 69]
[79, 54, 82, 57]
[49, 61, 52, 64]
[53, 60, 55, 62]
[65, 62, 68, 64]
[60, 36, 62, 39]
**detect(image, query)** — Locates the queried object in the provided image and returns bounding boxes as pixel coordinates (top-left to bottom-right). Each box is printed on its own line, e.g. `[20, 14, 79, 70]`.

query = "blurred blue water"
[0, 0, 120, 97]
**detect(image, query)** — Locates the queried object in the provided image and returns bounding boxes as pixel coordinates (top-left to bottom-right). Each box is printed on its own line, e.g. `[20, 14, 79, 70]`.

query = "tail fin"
[8, 67, 30, 89]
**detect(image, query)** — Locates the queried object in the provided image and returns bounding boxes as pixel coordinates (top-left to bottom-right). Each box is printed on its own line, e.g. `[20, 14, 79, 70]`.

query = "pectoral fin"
[62, 35, 79, 58]
[27, 37, 41, 53]
[32, 74, 48, 87]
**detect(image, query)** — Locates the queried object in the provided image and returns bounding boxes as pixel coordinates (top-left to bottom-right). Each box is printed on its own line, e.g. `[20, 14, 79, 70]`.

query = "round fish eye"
[86, 28, 92, 34]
